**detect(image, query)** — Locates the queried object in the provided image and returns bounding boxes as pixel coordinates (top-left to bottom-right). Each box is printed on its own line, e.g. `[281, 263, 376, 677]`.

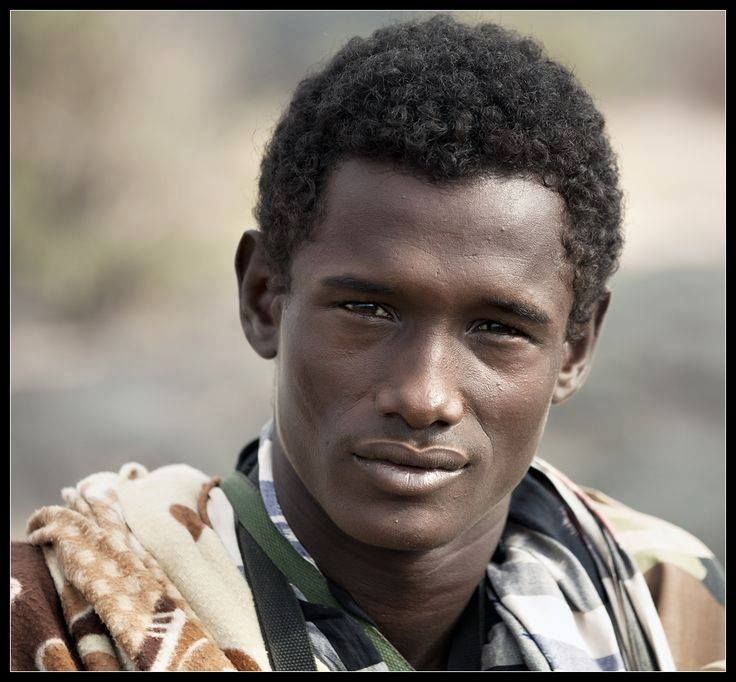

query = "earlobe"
[235, 230, 283, 360]
[552, 291, 611, 405]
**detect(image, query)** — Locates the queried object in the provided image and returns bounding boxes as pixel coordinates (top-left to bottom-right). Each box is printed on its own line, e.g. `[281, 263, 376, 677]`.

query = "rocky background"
[11, 11, 724, 565]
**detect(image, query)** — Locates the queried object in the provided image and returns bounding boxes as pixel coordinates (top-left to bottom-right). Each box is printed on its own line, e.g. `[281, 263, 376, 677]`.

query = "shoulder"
[580, 486, 721, 579]
[579, 487, 725, 672]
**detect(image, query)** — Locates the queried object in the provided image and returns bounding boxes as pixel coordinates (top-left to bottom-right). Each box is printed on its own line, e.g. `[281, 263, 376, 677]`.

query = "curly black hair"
[254, 14, 623, 340]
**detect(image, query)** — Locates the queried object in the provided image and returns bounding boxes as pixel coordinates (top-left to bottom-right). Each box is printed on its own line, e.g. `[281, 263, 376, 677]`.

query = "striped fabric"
[255, 422, 319, 570]
[238, 421, 723, 672]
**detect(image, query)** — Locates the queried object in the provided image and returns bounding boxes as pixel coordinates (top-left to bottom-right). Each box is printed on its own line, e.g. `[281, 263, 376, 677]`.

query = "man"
[11, 15, 724, 672]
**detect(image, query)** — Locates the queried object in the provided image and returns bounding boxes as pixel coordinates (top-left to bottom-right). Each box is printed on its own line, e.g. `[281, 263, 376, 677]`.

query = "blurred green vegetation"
[12, 11, 236, 321]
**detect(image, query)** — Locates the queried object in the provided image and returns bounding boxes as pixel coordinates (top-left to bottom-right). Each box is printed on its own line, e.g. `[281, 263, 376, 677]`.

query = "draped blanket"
[11, 448, 724, 671]
[14, 463, 273, 671]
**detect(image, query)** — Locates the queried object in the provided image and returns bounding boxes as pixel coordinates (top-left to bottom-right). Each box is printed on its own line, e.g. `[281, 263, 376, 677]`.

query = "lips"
[350, 441, 468, 496]
[353, 440, 469, 471]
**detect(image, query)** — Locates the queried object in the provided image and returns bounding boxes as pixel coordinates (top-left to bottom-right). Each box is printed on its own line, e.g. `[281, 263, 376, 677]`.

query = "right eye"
[340, 302, 393, 320]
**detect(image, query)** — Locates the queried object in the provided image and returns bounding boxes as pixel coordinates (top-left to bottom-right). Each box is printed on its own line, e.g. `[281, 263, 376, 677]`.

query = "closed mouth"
[352, 440, 468, 472]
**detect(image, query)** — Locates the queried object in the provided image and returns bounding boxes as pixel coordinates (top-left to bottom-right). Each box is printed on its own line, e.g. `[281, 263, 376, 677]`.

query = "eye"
[471, 320, 525, 337]
[340, 302, 393, 320]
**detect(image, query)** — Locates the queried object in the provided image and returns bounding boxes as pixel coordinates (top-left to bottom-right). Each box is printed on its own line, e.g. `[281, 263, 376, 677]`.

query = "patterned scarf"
[253, 420, 676, 671]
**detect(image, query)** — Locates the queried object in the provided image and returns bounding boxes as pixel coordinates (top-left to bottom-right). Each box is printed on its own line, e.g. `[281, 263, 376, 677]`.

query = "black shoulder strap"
[235, 465, 317, 671]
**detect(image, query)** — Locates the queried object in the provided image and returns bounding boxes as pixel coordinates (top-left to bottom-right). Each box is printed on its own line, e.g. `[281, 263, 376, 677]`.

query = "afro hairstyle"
[254, 14, 624, 340]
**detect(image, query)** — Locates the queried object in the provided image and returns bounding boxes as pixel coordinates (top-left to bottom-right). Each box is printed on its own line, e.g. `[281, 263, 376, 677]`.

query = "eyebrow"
[319, 275, 551, 326]
[320, 275, 397, 296]
[481, 297, 551, 326]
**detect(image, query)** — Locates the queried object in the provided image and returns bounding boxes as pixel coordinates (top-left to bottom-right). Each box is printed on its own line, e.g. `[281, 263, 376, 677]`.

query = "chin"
[330, 505, 461, 553]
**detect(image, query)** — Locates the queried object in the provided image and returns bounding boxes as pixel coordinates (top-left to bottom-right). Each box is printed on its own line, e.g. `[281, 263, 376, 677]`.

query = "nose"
[374, 332, 464, 430]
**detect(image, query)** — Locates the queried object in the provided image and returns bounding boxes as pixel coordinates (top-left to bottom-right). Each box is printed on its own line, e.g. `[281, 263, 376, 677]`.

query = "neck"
[270, 438, 510, 671]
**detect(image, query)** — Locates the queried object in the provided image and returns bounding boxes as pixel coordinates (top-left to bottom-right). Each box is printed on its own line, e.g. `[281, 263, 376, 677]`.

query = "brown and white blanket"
[11, 463, 277, 671]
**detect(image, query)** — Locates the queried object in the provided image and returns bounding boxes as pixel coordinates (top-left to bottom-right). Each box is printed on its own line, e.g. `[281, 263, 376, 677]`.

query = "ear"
[234, 230, 284, 359]
[552, 291, 611, 405]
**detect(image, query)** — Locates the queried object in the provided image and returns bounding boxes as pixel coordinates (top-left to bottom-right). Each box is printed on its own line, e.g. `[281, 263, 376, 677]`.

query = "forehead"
[292, 159, 572, 314]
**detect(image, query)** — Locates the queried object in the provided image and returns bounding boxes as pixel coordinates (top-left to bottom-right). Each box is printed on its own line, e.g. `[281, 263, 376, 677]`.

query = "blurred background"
[11, 10, 724, 565]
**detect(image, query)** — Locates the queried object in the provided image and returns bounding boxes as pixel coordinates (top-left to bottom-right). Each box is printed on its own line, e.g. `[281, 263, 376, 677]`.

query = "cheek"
[497, 370, 558, 437]
[469, 359, 559, 497]
[275, 305, 368, 457]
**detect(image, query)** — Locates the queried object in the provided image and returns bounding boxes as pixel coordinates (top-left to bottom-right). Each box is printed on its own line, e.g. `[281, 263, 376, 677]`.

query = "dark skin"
[235, 159, 610, 671]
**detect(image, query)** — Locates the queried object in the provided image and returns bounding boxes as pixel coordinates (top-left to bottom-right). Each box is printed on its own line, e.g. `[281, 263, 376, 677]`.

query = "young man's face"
[240, 158, 603, 552]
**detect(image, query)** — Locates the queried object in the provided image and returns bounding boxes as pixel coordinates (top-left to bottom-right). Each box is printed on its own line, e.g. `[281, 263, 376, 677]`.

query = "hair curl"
[255, 14, 623, 340]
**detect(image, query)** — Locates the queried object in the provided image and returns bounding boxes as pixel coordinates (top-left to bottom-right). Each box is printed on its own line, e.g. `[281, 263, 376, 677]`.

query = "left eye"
[472, 320, 523, 337]
[341, 302, 393, 319]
